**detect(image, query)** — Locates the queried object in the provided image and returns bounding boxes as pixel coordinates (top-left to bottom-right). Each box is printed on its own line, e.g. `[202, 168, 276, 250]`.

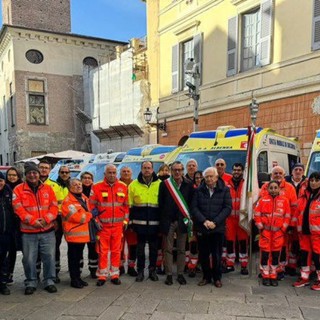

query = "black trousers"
[136, 233, 158, 273]
[55, 216, 63, 275]
[87, 242, 98, 272]
[0, 235, 10, 283]
[198, 232, 224, 282]
[67, 242, 85, 281]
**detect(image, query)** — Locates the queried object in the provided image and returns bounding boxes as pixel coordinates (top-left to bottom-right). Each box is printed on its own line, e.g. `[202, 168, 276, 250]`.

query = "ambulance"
[117, 144, 181, 179]
[305, 129, 320, 177]
[174, 126, 300, 180]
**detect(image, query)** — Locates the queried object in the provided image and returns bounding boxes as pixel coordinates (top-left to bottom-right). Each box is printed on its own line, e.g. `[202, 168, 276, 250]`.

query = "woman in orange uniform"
[61, 178, 92, 289]
[254, 180, 291, 286]
[293, 172, 320, 290]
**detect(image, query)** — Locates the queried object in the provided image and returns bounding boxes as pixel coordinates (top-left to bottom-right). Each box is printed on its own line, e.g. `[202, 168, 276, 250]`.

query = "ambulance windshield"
[306, 152, 320, 177]
[176, 151, 247, 174]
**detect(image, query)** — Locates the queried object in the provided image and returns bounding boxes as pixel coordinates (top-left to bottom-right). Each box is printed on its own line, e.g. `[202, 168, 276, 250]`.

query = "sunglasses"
[60, 171, 70, 174]
[216, 163, 224, 166]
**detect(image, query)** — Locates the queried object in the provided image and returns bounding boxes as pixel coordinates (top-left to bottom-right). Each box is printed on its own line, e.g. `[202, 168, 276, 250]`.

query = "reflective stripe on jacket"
[254, 194, 291, 232]
[89, 179, 128, 226]
[13, 182, 58, 233]
[61, 192, 91, 243]
[226, 179, 244, 217]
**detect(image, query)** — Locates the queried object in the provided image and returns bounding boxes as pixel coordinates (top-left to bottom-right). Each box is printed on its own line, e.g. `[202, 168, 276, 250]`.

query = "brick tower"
[2, 0, 71, 33]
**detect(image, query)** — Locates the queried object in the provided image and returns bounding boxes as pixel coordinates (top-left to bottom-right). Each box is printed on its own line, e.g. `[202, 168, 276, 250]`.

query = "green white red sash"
[164, 177, 193, 238]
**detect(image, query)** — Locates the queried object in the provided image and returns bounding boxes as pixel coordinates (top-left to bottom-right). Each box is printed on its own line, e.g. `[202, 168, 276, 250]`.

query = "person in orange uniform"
[259, 166, 297, 280]
[61, 178, 92, 288]
[215, 159, 232, 184]
[293, 172, 320, 290]
[89, 164, 129, 286]
[12, 162, 58, 295]
[119, 166, 138, 277]
[225, 163, 249, 275]
[254, 180, 291, 286]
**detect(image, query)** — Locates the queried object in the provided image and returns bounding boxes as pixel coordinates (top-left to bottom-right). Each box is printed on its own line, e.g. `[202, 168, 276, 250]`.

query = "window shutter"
[172, 44, 179, 93]
[312, 0, 320, 50]
[259, 0, 273, 66]
[193, 33, 203, 84]
[227, 16, 238, 76]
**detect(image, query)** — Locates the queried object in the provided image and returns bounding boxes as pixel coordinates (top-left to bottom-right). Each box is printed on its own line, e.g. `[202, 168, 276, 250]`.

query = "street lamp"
[143, 107, 167, 143]
[249, 98, 259, 128]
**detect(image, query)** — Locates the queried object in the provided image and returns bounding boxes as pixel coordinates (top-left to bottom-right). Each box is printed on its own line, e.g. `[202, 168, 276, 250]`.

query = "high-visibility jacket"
[61, 192, 92, 243]
[89, 179, 129, 226]
[254, 194, 291, 233]
[259, 179, 297, 226]
[129, 172, 161, 235]
[13, 182, 58, 233]
[46, 179, 69, 212]
[297, 189, 320, 235]
[226, 179, 244, 217]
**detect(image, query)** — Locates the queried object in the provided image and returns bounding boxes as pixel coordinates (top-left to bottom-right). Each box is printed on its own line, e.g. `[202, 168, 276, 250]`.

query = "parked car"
[0, 166, 11, 177]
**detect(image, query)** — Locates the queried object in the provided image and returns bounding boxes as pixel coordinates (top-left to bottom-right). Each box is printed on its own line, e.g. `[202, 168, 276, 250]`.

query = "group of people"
[1, 156, 320, 296]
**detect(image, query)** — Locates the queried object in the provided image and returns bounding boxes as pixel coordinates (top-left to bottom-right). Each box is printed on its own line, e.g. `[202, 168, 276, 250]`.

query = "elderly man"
[13, 162, 58, 295]
[89, 164, 128, 286]
[259, 165, 298, 279]
[185, 159, 198, 181]
[215, 158, 232, 184]
[191, 167, 232, 288]
[129, 161, 161, 282]
[159, 161, 194, 285]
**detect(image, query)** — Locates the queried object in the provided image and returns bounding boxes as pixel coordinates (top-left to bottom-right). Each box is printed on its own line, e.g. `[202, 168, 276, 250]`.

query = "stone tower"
[2, 0, 71, 33]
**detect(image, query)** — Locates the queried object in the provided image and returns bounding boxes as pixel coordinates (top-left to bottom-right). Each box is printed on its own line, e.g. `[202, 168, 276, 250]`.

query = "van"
[305, 129, 320, 177]
[174, 126, 300, 180]
[117, 145, 181, 179]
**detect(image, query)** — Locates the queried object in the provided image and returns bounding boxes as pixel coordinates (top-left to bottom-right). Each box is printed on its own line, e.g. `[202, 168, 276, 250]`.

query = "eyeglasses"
[172, 168, 183, 172]
[216, 163, 224, 167]
[60, 171, 70, 174]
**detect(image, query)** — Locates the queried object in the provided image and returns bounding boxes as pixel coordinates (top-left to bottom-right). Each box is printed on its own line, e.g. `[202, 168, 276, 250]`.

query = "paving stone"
[194, 291, 245, 303]
[246, 294, 288, 306]
[287, 295, 320, 308]
[98, 306, 126, 320]
[112, 292, 141, 307]
[64, 297, 114, 316]
[57, 317, 98, 320]
[300, 306, 320, 320]
[237, 318, 285, 320]
[252, 285, 297, 296]
[149, 311, 185, 320]
[263, 305, 303, 319]
[185, 314, 235, 320]
[208, 301, 264, 317]
[121, 313, 151, 320]
[24, 301, 70, 320]
[126, 298, 160, 314]
[157, 300, 209, 314]
[140, 288, 194, 301]
[0, 303, 45, 320]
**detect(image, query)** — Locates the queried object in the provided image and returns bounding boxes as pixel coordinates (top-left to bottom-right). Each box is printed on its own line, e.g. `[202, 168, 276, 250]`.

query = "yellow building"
[145, 0, 320, 163]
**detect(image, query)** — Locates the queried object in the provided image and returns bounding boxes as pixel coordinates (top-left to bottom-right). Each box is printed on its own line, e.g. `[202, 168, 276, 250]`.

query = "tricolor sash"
[164, 177, 193, 238]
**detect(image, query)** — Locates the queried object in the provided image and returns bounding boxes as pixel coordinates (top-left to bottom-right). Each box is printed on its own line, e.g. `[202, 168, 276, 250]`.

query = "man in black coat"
[191, 166, 232, 288]
[159, 161, 194, 285]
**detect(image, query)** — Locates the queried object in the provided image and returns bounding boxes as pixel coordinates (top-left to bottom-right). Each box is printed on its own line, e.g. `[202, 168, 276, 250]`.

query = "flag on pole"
[239, 126, 259, 233]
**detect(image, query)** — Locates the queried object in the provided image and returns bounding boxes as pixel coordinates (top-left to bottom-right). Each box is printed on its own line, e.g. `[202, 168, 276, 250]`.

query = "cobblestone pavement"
[1, 243, 320, 320]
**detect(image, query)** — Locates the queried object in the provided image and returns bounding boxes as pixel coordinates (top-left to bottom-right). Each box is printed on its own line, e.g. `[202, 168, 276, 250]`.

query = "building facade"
[146, 0, 320, 163]
[0, 0, 125, 164]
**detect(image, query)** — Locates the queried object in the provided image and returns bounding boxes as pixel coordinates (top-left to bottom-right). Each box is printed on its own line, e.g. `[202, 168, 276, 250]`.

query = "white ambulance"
[305, 129, 320, 177]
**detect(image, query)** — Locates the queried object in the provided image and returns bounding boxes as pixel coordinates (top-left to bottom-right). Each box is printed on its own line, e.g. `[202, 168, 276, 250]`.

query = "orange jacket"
[254, 194, 291, 232]
[61, 192, 92, 243]
[226, 179, 244, 217]
[13, 182, 58, 233]
[259, 180, 298, 226]
[89, 179, 129, 226]
[297, 189, 320, 235]
[221, 172, 232, 184]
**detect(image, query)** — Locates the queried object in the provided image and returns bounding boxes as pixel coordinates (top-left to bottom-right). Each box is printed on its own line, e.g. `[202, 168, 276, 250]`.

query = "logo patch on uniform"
[102, 192, 108, 198]
[43, 193, 49, 198]
[277, 202, 284, 208]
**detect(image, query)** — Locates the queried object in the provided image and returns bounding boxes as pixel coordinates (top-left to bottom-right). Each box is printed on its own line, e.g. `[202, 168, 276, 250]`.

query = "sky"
[0, 0, 146, 42]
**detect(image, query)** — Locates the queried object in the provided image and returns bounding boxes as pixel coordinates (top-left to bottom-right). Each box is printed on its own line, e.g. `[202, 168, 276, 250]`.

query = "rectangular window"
[227, 0, 273, 76]
[27, 79, 46, 125]
[9, 83, 15, 127]
[181, 38, 194, 89]
[241, 8, 260, 72]
[3, 95, 8, 131]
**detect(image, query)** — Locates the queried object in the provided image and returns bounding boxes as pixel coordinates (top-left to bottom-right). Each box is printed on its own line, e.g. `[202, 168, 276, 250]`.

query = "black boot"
[0, 283, 10, 295]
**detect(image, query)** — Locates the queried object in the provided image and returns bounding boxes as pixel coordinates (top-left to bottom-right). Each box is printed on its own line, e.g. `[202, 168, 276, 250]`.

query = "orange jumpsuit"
[225, 179, 249, 268]
[254, 194, 291, 279]
[89, 179, 128, 281]
[259, 180, 297, 272]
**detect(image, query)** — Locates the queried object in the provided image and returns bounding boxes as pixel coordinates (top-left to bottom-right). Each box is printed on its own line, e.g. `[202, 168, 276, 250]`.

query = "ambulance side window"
[257, 151, 268, 173]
